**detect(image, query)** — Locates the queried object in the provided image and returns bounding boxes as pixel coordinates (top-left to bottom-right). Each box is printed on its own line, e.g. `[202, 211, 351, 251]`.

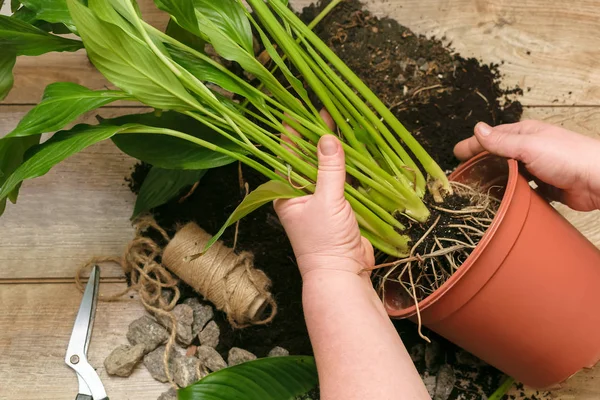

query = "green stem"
[488, 377, 515, 400]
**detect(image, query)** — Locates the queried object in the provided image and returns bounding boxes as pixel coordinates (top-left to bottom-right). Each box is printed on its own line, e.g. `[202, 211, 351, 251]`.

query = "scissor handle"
[75, 395, 108, 400]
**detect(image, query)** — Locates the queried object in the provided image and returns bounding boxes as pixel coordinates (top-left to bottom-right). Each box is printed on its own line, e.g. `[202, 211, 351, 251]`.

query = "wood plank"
[0, 107, 148, 280]
[0, 283, 168, 400]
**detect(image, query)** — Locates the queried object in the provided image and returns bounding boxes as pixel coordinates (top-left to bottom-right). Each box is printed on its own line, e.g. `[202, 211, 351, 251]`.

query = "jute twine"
[75, 217, 277, 388]
[162, 222, 277, 329]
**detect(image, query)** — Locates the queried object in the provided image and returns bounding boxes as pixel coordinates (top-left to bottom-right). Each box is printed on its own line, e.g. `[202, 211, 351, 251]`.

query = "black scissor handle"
[75, 395, 93, 400]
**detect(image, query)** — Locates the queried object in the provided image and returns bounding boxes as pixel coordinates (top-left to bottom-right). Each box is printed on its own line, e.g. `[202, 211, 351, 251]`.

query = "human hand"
[274, 134, 375, 279]
[454, 120, 600, 211]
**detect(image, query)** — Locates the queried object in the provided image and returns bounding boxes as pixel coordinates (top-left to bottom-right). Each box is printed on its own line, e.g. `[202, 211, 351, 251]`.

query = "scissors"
[65, 265, 109, 400]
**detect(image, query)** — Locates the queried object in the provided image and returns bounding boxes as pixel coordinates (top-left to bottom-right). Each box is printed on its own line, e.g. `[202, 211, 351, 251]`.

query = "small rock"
[422, 373, 437, 398]
[104, 344, 145, 377]
[197, 345, 227, 372]
[174, 355, 204, 388]
[434, 364, 456, 400]
[157, 304, 194, 346]
[371, 26, 379, 33]
[228, 347, 257, 366]
[127, 315, 169, 354]
[161, 289, 174, 306]
[419, 61, 430, 72]
[184, 298, 214, 337]
[425, 341, 442, 373]
[157, 388, 177, 400]
[198, 320, 219, 348]
[395, 73, 407, 84]
[410, 343, 425, 363]
[268, 346, 289, 357]
[143, 345, 179, 383]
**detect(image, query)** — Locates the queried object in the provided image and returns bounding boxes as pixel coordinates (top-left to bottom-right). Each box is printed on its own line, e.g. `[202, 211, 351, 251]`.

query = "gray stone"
[127, 315, 169, 354]
[143, 345, 179, 383]
[268, 346, 289, 357]
[422, 373, 437, 398]
[425, 341, 442, 373]
[228, 347, 257, 367]
[157, 388, 177, 400]
[157, 304, 194, 346]
[104, 344, 145, 377]
[198, 320, 220, 348]
[174, 355, 205, 388]
[161, 289, 175, 306]
[434, 364, 456, 400]
[184, 297, 214, 337]
[410, 343, 425, 363]
[196, 345, 227, 372]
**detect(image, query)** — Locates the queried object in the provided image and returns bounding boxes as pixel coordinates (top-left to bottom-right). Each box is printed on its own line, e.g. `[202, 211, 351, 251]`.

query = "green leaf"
[0, 135, 40, 215]
[0, 123, 134, 203]
[193, 0, 254, 55]
[20, 0, 76, 31]
[7, 82, 131, 138]
[0, 48, 16, 101]
[133, 166, 205, 218]
[167, 45, 263, 106]
[0, 15, 83, 55]
[206, 180, 303, 250]
[109, 111, 242, 169]
[165, 18, 205, 52]
[67, 0, 198, 111]
[178, 356, 318, 400]
[154, 0, 201, 37]
[11, 0, 20, 13]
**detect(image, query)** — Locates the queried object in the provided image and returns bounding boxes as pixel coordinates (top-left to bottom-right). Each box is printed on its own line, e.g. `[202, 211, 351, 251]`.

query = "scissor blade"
[66, 265, 100, 359]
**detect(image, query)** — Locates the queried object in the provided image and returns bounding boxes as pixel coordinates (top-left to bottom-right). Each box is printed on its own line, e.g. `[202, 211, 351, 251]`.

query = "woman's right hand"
[454, 120, 600, 211]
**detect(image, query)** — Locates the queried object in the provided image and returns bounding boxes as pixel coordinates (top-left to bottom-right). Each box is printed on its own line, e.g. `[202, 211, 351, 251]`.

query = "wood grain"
[0, 283, 168, 400]
[0, 107, 148, 280]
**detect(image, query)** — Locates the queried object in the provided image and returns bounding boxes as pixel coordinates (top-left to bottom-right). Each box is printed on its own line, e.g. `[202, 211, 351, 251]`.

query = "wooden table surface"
[1, 0, 599, 398]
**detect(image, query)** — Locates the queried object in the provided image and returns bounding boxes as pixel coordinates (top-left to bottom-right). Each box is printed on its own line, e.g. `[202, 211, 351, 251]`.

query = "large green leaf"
[0, 14, 83, 55]
[193, 0, 254, 55]
[167, 45, 262, 106]
[133, 166, 205, 218]
[0, 123, 136, 206]
[154, 0, 200, 37]
[0, 48, 16, 101]
[178, 356, 318, 400]
[67, 0, 198, 111]
[20, 0, 76, 31]
[7, 82, 131, 138]
[205, 180, 303, 250]
[0, 135, 40, 215]
[109, 111, 242, 169]
[165, 18, 205, 52]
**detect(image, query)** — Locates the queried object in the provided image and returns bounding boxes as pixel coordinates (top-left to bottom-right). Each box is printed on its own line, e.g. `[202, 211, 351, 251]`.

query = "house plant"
[1, 0, 600, 388]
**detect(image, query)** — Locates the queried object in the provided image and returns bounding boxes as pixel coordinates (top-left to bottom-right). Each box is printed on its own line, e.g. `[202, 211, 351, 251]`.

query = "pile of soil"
[129, 1, 525, 398]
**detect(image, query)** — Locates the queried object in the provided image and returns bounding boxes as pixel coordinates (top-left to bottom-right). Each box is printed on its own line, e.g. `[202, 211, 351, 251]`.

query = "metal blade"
[66, 265, 100, 358]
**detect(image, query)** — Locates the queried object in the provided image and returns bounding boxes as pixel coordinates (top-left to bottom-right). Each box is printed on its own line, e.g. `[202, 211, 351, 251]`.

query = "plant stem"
[488, 377, 515, 400]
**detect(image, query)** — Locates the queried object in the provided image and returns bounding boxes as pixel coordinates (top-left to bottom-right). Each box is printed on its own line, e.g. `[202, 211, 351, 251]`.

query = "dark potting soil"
[129, 1, 524, 399]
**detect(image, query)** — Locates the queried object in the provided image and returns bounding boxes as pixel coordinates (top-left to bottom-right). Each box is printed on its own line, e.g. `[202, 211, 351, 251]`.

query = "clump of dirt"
[129, 0, 523, 399]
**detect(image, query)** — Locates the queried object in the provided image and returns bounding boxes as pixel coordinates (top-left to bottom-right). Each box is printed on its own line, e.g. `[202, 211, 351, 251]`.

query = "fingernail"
[319, 135, 339, 156]
[476, 122, 493, 136]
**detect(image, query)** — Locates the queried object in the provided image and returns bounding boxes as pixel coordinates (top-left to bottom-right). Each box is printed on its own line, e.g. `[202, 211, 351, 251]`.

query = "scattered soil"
[129, 0, 524, 399]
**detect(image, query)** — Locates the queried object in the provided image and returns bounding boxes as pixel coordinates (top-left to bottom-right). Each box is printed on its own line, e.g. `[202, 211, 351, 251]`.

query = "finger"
[315, 135, 346, 203]
[281, 118, 302, 154]
[320, 108, 336, 131]
[454, 136, 485, 161]
[458, 122, 536, 163]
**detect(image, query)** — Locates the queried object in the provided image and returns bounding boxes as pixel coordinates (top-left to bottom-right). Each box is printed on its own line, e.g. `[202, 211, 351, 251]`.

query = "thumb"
[471, 122, 534, 162]
[315, 135, 346, 202]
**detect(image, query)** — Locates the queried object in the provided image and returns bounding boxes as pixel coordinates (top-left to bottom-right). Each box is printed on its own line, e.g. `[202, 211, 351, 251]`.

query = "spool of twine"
[162, 222, 277, 329]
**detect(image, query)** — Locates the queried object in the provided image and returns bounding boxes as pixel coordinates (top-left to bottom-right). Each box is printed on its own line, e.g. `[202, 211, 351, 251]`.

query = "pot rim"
[385, 152, 520, 318]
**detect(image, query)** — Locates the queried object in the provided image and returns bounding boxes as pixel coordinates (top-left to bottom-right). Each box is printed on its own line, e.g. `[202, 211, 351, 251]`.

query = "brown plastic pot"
[385, 152, 600, 388]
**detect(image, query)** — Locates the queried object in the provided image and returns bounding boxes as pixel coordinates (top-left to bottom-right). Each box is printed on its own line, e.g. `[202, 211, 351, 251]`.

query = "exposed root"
[373, 182, 500, 340]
